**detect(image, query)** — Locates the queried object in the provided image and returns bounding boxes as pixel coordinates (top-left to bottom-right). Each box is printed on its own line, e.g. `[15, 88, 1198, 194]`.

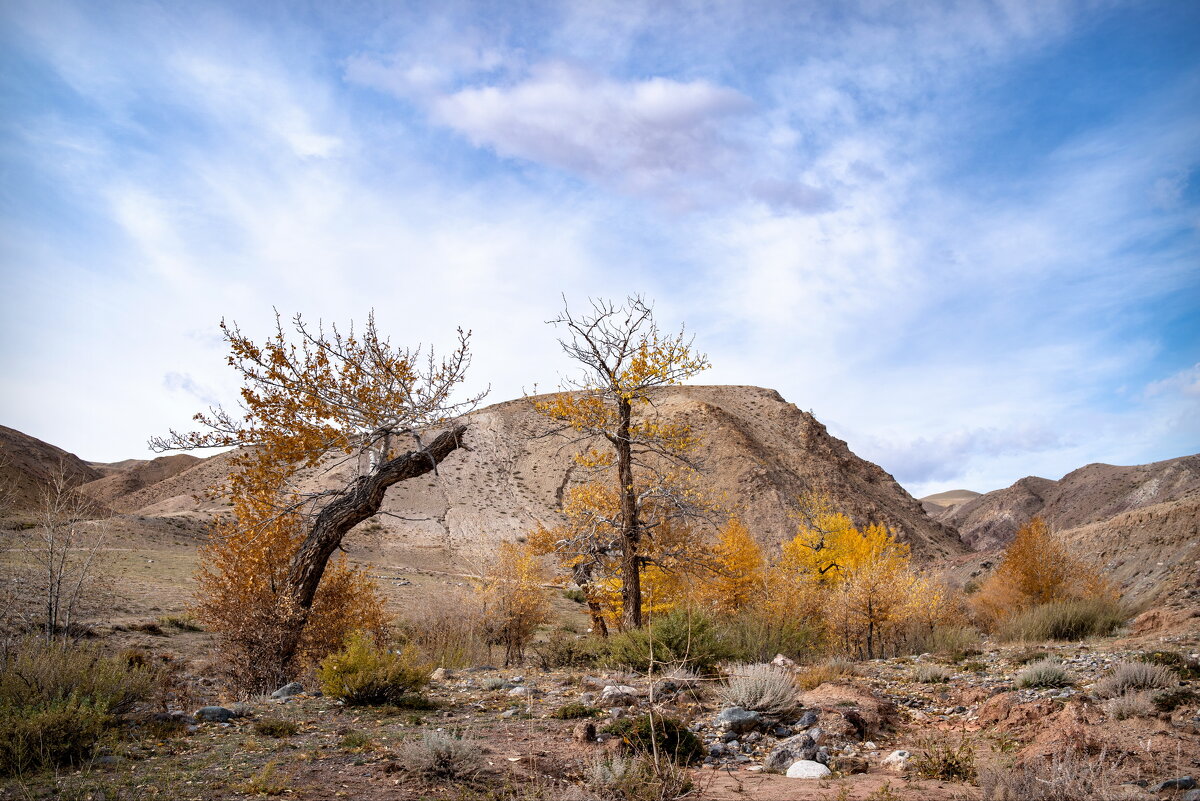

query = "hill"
[0, 424, 103, 514]
[919, 488, 981, 516]
[68, 385, 966, 564]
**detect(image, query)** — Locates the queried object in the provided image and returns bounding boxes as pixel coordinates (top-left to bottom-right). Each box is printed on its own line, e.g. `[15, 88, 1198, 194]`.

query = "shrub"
[562, 589, 587, 604]
[1015, 660, 1072, 689]
[532, 629, 602, 670]
[317, 632, 430, 706]
[1092, 661, 1179, 699]
[716, 663, 798, 716]
[716, 612, 820, 664]
[551, 703, 602, 720]
[395, 590, 490, 668]
[1152, 688, 1199, 713]
[482, 677, 509, 691]
[602, 609, 728, 675]
[998, 598, 1125, 643]
[797, 658, 858, 690]
[1009, 649, 1049, 665]
[587, 753, 693, 801]
[913, 664, 953, 684]
[602, 714, 703, 765]
[907, 625, 982, 661]
[1138, 650, 1200, 680]
[158, 614, 203, 632]
[340, 731, 373, 751]
[242, 760, 287, 796]
[253, 718, 299, 737]
[910, 735, 976, 782]
[1104, 692, 1154, 720]
[978, 746, 1120, 801]
[396, 730, 484, 781]
[0, 639, 152, 776]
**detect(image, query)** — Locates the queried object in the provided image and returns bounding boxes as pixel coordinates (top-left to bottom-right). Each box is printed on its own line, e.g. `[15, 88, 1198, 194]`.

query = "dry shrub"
[979, 747, 1124, 801]
[474, 542, 551, 666]
[716, 663, 798, 716]
[972, 518, 1117, 633]
[1015, 660, 1072, 689]
[797, 657, 858, 690]
[396, 590, 492, 668]
[998, 597, 1125, 642]
[1092, 661, 1179, 699]
[1103, 692, 1154, 720]
[317, 631, 429, 706]
[910, 734, 976, 782]
[194, 487, 388, 693]
[396, 730, 484, 782]
[586, 753, 693, 801]
[914, 663, 953, 684]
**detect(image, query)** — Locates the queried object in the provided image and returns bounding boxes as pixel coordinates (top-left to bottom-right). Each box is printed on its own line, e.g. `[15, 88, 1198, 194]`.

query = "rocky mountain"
[68, 385, 965, 564]
[935, 454, 1200, 551]
[0, 424, 103, 514]
[78, 454, 202, 512]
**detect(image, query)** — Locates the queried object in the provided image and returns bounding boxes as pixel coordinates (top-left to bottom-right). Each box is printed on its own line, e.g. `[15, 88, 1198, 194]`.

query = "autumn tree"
[152, 311, 484, 672]
[531, 296, 710, 630]
[710, 516, 765, 615]
[474, 542, 551, 666]
[971, 517, 1113, 629]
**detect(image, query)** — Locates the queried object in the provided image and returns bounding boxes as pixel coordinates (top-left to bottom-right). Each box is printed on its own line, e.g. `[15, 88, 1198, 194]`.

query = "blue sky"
[0, 0, 1196, 498]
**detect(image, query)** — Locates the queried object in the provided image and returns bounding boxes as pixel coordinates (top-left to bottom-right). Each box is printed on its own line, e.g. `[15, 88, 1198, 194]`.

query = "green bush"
[602, 714, 703, 765]
[253, 718, 299, 737]
[602, 609, 728, 675]
[317, 632, 430, 706]
[1138, 651, 1200, 680]
[551, 703, 603, 720]
[716, 612, 820, 664]
[998, 598, 1125, 642]
[532, 629, 602, 670]
[0, 640, 152, 776]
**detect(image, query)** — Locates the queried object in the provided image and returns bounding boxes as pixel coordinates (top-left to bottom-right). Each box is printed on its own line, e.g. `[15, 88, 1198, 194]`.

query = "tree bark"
[277, 423, 468, 667]
[615, 398, 642, 630]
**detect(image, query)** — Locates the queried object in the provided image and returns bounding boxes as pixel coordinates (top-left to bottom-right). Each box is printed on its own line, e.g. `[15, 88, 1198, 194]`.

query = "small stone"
[500, 709, 518, 719]
[832, 756, 870, 775]
[807, 726, 824, 744]
[786, 760, 832, 779]
[228, 702, 251, 718]
[882, 750, 911, 772]
[600, 685, 638, 706]
[93, 755, 122, 767]
[572, 721, 597, 743]
[727, 741, 741, 753]
[708, 743, 725, 757]
[771, 654, 798, 669]
[270, 682, 303, 699]
[794, 710, 819, 728]
[193, 706, 235, 723]
[864, 741, 877, 750]
[773, 726, 794, 738]
[508, 686, 533, 697]
[764, 734, 818, 773]
[430, 667, 452, 682]
[744, 731, 762, 743]
[1180, 789, 1200, 801]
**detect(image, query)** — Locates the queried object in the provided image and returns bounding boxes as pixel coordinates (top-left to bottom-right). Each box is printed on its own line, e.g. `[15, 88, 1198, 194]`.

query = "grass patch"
[602, 609, 729, 675]
[913, 664, 953, 684]
[551, 703, 602, 720]
[252, 718, 299, 738]
[157, 614, 203, 632]
[602, 715, 703, 765]
[395, 730, 484, 781]
[1138, 650, 1200, 680]
[1015, 660, 1072, 689]
[998, 598, 1125, 642]
[910, 735, 976, 782]
[797, 658, 858, 690]
[1151, 688, 1199, 713]
[339, 731, 374, 751]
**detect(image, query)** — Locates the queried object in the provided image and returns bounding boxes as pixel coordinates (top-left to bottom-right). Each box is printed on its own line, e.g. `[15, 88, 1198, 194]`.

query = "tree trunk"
[615, 398, 642, 630]
[276, 423, 468, 668]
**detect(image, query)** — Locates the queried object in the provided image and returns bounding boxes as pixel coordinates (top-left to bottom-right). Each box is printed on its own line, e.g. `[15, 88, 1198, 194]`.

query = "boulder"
[764, 734, 818, 773]
[786, 760, 832, 779]
[882, 750, 911, 772]
[830, 755, 870, 774]
[194, 706, 235, 723]
[600, 685, 638, 706]
[1150, 777, 1196, 793]
[270, 682, 303, 699]
[715, 706, 763, 734]
[572, 721, 597, 743]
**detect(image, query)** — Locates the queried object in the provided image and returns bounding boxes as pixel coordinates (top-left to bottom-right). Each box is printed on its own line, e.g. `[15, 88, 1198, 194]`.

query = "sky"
[0, 0, 1197, 498]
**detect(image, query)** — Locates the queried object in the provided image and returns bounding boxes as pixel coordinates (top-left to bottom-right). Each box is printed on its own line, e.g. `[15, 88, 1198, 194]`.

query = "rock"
[194, 706, 235, 723]
[580, 692, 598, 705]
[716, 707, 763, 734]
[815, 746, 830, 765]
[745, 731, 762, 743]
[882, 750, 911, 772]
[152, 711, 187, 724]
[708, 743, 725, 757]
[786, 760, 832, 779]
[509, 686, 533, 697]
[93, 755, 122, 767]
[726, 741, 741, 753]
[764, 734, 818, 773]
[270, 682, 303, 699]
[831, 756, 870, 774]
[1180, 790, 1200, 801]
[864, 741, 877, 750]
[430, 667, 452, 682]
[1150, 778, 1196, 793]
[771, 654, 798, 669]
[573, 721, 597, 743]
[600, 685, 639, 706]
[807, 726, 824, 744]
[228, 702, 252, 718]
[794, 709, 819, 728]
[773, 726, 793, 738]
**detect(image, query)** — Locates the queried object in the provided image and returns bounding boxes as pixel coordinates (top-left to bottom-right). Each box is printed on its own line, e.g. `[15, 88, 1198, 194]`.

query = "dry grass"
[1103, 691, 1155, 720]
[797, 657, 858, 690]
[1092, 661, 1179, 699]
[395, 730, 485, 782]
[979, 747, 1127, 801]
[1014, 660, 1072, 688]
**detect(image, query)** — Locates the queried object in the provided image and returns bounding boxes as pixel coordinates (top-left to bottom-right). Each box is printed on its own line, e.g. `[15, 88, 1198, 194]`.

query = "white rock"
[786, 760, 832, 779]
[600, 685, 639, 705]
[882, 750, 911, 772]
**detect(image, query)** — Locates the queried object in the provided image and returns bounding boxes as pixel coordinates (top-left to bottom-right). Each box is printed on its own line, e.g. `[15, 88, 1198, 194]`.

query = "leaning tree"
[152, 311, 484, 668]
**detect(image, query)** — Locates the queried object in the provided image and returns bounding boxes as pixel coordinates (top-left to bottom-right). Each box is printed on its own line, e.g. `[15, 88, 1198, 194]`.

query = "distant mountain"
[934, 455, 1200, 551]
[78, 455, 202, 512]
[0, 425, 103, 515]
[919, 489, 981, 517]
[55, 386, 966, 563]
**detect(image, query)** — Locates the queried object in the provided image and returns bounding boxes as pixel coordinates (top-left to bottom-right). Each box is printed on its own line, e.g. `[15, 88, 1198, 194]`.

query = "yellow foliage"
[711, 517, 766, 614]
[475, 542, 551, 665]
[971, 517, 1114, 629]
